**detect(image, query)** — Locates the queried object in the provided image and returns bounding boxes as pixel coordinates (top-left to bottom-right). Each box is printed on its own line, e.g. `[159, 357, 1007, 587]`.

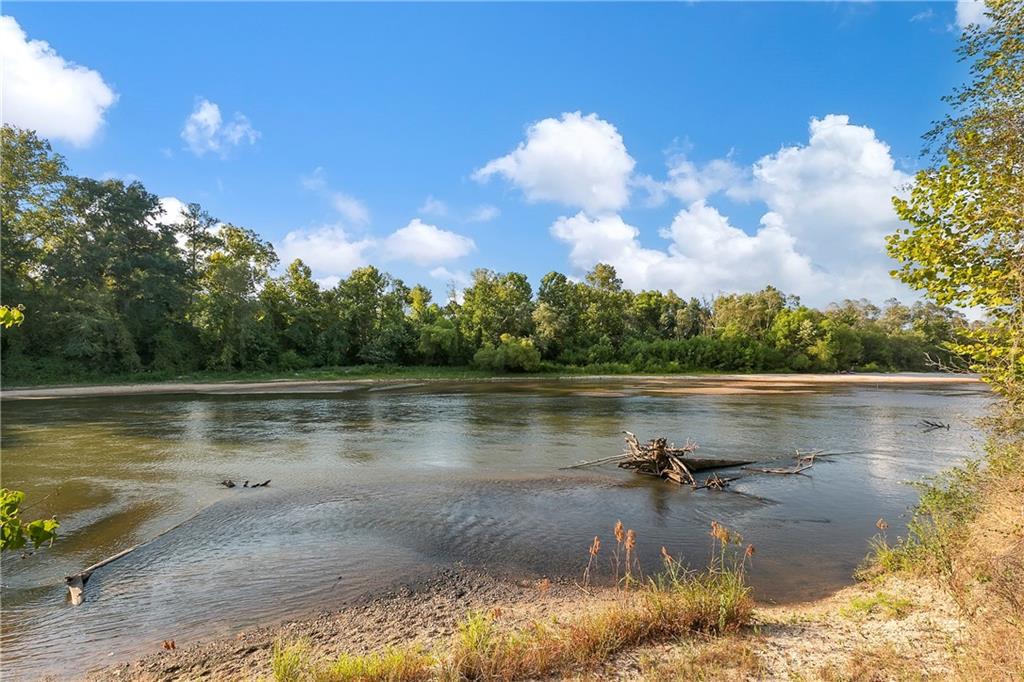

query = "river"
[0, 376, 989, 679]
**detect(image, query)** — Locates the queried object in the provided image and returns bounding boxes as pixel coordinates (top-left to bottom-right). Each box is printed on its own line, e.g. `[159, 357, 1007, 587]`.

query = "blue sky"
[2, 2, 979, 306]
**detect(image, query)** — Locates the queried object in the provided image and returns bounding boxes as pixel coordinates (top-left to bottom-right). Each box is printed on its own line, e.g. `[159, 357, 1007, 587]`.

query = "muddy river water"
[0, 376, 989, 678]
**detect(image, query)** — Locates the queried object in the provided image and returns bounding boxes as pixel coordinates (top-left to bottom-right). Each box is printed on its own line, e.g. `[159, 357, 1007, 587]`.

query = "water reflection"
[0, 379, 990, 679]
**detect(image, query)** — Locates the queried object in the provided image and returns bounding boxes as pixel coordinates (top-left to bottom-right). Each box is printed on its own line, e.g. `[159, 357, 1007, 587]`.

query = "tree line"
[1, 125, 973, 383]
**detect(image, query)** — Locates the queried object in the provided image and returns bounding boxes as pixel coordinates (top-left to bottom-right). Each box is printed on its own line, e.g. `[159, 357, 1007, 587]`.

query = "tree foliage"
[888, 0, 1023, 400]
[0, 489, 59, 552]
[1, 123, 978, 383]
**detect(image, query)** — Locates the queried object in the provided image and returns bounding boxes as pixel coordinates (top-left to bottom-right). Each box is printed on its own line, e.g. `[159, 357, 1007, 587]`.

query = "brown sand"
[2, 373, 981, 401]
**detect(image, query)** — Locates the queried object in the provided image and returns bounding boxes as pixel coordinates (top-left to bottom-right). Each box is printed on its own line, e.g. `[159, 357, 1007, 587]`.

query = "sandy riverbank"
[2, 372, 982, 400]
[82, 567, 963, 681]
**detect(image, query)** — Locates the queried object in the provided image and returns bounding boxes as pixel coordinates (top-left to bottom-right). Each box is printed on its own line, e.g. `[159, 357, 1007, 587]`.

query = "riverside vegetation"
[1, 124, 976, 386]
[268, 521, 755, 682]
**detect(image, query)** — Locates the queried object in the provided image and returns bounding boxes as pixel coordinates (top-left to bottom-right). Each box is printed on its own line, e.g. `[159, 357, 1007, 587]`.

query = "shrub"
[279, 349, 310, 371]
[472, 334, 541, 372]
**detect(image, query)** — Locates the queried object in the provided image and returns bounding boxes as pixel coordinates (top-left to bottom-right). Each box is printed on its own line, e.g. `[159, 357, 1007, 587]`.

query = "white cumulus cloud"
[551, 207, 821, 299]
[430, 267, 472, 303]
[548, 113, 916, 305]
[747, 114, 911, 269]
[638, 154, 745, 205]
[330, 193, 370, 226]
[0, 16, 116, 145]
[276, 225, 373, 278]
[955, 0, 992, 28]
[152, 196, 224, 250]
[430, 266, 472, 287]
[380, 219, 475, 266]
[473, 111, 635, 214]
[157, 196, 189, 226]
[181, 98, 260, 157]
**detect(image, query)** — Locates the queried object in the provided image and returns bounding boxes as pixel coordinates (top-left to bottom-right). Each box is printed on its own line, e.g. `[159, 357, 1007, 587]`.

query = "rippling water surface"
[0, 377, 989, 678]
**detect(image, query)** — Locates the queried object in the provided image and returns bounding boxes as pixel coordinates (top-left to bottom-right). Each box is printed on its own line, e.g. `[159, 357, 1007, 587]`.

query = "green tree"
[0, 126, 69, 304]
[532, 271, 585, 360]
[581, 263, 628, 351]
[261, 259, 323, 365]
[888, 0, 1023, 399]
[473, 333, 542, 372]
[0, 305, 25, 328]
[60, 178, 189, 368]
[190, 225, 279, 369]
[769, 306, 824, 369]
[171, 202, 223, 302]
[628, 290, 671, 342]
[809, 319, 864, 371]
[336, 266, 413, 364]
[712, 287, 792, 341]
[674, 298, 711, 339]
[459, 269, 534, 347]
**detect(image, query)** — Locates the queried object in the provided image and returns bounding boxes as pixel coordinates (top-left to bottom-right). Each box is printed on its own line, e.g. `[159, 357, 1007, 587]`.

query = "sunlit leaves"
[0, 305, 25, 328]
[0, 489, 58, 553]
[888, 0, 1024, 401]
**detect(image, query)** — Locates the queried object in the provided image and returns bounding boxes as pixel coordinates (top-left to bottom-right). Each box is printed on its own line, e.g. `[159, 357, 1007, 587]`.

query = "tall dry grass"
[271, 520, 754, 682]
[445, 520, 753, 680]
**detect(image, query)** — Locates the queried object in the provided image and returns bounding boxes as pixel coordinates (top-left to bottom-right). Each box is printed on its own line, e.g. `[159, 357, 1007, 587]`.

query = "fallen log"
[741, 446, 819, 473]
[742, 464, 814, 475]
[742, 451, 817, 475]
[65, 505, 210, 605]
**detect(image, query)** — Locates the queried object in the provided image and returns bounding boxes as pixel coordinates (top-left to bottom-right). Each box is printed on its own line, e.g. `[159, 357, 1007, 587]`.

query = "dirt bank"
[83, 567, 963, 681]
[84, 567, 613, 681]
[2, 372, 982, 401]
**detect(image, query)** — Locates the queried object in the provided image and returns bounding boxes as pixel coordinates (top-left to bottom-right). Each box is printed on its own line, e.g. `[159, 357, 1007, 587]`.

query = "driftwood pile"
[562, 432, 754, 487]
[562, 432, 819, 490]
[618, 431, 701, 485]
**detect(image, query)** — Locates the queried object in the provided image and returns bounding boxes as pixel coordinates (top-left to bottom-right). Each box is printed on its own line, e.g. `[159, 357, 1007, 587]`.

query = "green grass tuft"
[272, 640, 311, 682]
[841, 592, 913, 620]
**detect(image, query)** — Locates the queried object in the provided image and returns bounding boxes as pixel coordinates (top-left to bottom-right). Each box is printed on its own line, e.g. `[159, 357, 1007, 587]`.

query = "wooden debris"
[695, 473, 739, 490]
[919, 419, 950, 432]
[65, 545, 141, 605]
[562, 433, 825, 493]
[617, 432, 752, 486]
[559, 454, 632, 470]
[65, 504, 212, 605]
[220, 478, 270, 488]
[743, 449, 817, 475]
